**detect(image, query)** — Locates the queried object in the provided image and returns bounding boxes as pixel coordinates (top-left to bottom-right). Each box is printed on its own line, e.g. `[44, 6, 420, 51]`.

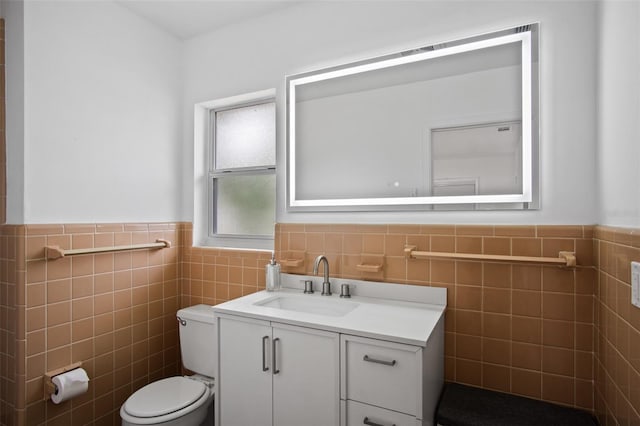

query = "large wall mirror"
[287, 24, 539, 211]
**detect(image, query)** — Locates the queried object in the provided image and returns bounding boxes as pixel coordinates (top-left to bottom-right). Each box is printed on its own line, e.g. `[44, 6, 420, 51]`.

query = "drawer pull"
[261, 336, 269, 372]
[363, 416, 395, 426]
[272, 337, 280, 374]
[363, 355, 397, 366]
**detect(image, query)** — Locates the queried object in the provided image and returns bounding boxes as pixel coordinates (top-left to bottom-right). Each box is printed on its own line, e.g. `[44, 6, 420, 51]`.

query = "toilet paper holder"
[43, 361, 83, 400]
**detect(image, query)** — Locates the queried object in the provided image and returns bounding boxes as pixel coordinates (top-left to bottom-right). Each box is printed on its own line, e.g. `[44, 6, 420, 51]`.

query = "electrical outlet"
[632, 262, 640, 308]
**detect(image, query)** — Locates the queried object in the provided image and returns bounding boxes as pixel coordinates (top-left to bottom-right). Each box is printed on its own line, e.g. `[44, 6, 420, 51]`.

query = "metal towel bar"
[404, 245, 576, 267]
[45, 239, 171, 260]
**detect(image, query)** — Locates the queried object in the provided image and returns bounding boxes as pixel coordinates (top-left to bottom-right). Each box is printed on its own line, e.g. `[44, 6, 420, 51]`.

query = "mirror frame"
[287, 24, 539, 211]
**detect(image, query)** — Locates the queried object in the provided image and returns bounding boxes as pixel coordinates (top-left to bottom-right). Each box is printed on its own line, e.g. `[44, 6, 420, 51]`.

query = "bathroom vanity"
[212, 274, 446, 426]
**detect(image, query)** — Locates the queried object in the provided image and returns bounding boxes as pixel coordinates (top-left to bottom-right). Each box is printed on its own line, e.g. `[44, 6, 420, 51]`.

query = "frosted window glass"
[215, 102, 276, 170]
[215, 174, 276, 236]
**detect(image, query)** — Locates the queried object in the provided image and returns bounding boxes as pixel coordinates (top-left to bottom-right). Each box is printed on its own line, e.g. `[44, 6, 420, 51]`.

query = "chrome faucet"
[313, 255, 331, 296]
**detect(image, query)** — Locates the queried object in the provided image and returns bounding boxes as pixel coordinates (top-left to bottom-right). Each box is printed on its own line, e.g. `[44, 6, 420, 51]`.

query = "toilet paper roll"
[51, 368, 89, 404]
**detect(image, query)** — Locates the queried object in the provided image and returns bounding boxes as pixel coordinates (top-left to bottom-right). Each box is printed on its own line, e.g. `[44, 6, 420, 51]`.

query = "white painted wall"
[597, 0, 640, 228]
[3, 1, 605, 226]
[184, 0, 599, 225]
[8, 0, 182, 224]
[2, 0, 25, 223]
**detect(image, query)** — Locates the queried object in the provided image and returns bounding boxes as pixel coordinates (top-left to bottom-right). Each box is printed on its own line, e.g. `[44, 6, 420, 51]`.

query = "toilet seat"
[121, 376, 212, 425]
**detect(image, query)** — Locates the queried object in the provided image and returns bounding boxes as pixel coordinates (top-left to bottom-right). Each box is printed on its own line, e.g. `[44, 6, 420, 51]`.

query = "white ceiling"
[116, 0, 302, 40]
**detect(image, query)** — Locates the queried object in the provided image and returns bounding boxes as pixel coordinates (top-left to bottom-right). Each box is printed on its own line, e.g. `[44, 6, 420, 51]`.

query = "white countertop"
[212, 274, 446, 347]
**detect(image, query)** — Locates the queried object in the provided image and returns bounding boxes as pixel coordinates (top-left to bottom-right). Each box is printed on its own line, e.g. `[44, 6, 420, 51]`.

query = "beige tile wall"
[274, 223, 596, 411]
[1, 223, 185, 426]
[0, 225, 20, 425]
[594, 226, 640, 425]
[6, 221, 640, 425]
[0, 222, 271, 426]
[179, 223, 271, 308]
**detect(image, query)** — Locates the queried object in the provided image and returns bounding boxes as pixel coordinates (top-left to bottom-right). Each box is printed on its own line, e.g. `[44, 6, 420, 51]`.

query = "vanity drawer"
[342, 335, 422, 416]
[344, 400, 419, 426]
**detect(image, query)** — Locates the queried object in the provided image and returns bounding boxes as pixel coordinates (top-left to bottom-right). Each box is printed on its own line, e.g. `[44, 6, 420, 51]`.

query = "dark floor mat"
[436, 383, 598, 426]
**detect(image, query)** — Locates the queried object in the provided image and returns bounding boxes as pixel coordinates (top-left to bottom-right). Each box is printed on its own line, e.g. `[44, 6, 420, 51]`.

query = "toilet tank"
[177, 304, 216, 378]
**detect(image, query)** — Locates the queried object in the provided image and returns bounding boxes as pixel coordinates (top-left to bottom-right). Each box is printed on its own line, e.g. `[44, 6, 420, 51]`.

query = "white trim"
[198, 89, 276, 111]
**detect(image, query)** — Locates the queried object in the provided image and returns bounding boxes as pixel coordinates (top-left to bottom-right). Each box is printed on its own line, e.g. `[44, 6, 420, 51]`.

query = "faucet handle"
[304, 280, 314, 294]
[340, 283, 351, 298]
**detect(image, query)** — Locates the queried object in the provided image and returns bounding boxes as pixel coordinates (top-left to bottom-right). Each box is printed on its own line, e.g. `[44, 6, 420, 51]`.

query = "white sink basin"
[255, 295, 358, 317]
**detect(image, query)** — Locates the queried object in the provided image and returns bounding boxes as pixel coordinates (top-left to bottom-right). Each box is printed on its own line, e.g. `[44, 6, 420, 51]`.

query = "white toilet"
[120, 304, 216, 426]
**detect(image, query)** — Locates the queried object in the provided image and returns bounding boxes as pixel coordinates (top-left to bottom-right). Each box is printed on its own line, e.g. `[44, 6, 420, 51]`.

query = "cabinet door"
[218, 316, 272, 426]
[272, 323, 340, 426]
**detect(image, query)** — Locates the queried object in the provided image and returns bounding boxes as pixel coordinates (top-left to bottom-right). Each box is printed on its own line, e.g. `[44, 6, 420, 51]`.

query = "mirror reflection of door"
[431, 178, 478, 210]
[430, 121, 522, 209]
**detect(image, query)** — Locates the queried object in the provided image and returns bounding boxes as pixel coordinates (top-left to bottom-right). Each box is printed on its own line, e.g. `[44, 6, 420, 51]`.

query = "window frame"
[193, 89, 277, 250]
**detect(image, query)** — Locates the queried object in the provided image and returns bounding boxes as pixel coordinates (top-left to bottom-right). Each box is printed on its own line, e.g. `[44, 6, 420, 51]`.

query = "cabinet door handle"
[363, 355, 397, 366]
[363, 417, 395, 426]
[262, 335, 269, 372]
[272, 337, 280, 374]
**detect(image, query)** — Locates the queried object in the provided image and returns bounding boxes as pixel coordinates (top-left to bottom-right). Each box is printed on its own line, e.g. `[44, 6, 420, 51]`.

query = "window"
[192, 89, 276, 251]
[209, 100, 276, 246]
[194, 89, 276, 249]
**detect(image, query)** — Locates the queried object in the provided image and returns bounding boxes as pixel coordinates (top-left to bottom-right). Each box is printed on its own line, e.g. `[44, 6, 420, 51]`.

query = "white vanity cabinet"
[213, 274, 447, 426]
[217, 314, 340, 426]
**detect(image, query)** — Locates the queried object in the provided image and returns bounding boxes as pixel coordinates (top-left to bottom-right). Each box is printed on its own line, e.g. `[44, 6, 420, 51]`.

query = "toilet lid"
[124, 377, 207, 418]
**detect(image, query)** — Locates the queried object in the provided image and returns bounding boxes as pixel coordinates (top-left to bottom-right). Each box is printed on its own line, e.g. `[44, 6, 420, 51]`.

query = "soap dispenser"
[265, 253, 281, 292]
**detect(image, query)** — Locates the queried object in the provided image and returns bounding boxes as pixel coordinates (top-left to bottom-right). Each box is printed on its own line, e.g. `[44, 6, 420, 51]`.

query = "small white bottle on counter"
[265, 253, 281, 292]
